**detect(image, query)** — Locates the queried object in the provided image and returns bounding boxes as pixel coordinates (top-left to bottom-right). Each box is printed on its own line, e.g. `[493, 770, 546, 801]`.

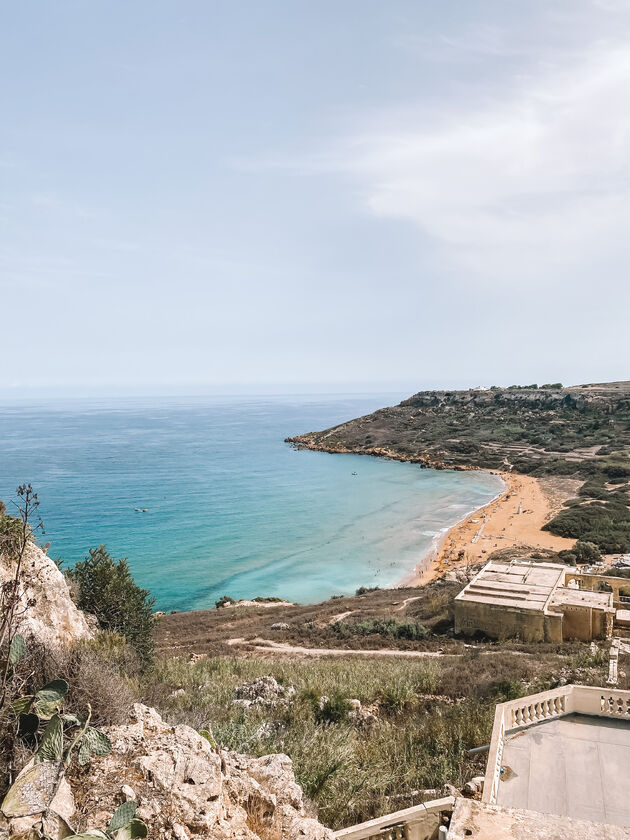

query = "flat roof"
[496, 714, 630, 827]
[455, 560, 566, 612]
[550, 587, 614, 612]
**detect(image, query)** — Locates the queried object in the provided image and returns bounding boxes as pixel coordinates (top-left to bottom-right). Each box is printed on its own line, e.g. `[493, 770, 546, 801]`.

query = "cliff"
[0, 541, 93, 648]
[287, 381, 630, 477]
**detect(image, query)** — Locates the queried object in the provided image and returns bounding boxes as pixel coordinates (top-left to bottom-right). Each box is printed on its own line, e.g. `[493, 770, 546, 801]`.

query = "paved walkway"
[497, 714, 630, 827]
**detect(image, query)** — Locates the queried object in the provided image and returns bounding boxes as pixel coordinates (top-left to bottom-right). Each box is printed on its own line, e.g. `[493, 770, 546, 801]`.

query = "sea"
[0, 393, 504, 611]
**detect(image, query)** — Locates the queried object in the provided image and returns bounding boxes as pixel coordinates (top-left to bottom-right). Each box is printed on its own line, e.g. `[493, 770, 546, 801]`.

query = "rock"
[444, 783, 460, 798]
[170, 688, 186, 698]
[347, 699, 378, 729]
[318, 697, 378, 728]
[233, 676, 296, 709]
[254, 720, 284, 740]
[271, 622, 289, 630]
[463, 776, 485, 796]
[121, 785, 135, 802]
[188, 652, 206, 664]
[67, 703, 333, 839]
[0, 542, 93, 647]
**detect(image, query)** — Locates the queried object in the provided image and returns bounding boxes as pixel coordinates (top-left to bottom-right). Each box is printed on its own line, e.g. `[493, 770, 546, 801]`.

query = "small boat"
[351, 472, 358, 476]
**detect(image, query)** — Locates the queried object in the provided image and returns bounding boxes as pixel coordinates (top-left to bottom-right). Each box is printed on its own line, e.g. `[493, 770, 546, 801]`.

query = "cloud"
[336, 44, 630, 286]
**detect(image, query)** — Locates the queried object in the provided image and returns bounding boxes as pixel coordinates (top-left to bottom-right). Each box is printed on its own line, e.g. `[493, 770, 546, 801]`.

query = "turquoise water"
[0, 394, 503, 611]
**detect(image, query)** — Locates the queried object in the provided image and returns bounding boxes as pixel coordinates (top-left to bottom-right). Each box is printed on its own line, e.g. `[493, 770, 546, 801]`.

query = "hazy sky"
[2, 1, 630, 395]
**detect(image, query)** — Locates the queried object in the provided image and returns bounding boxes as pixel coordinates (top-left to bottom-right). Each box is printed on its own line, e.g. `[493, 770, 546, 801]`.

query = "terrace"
[336, 685, 630, 839]
[483, 684, 630, 827]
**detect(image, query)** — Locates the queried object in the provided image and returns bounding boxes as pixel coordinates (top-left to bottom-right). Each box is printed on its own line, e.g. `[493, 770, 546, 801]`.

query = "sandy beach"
[400, 472, 580, 587]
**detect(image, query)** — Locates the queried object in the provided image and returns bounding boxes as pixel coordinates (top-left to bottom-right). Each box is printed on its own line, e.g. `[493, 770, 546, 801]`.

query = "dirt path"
[224, 637, 532, 660]
[328, 610, 354, 625]
[394, 596, 422, 612]
[226, 637, 454, 658]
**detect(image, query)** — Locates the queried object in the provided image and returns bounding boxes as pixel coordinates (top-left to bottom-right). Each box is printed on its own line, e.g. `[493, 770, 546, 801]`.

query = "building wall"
[454, 600, 562, 642]
[560, 605, 609, 641]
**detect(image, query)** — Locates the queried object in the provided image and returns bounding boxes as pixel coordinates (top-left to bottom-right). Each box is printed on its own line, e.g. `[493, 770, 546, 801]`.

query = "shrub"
[67, 546, 155, 666]
[558, 540, 602, 565]
[572, 540, 602, 563]
[314, 691, 352, 725]
[215, 595, 236, 609]
[334, 618, 429, 641]
[544, 498, 630, 553]
[18, 639, 135, 727]
[355, 586, 381, 596]
[488, 678, 525, 701]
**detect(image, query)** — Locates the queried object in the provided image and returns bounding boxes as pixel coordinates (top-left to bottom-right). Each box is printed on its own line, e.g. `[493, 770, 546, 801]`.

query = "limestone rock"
[347, 699, 378, 729]
[233, 676, 296, 709]
[0, 542, 93, 647]
[69, 703, 333, 840]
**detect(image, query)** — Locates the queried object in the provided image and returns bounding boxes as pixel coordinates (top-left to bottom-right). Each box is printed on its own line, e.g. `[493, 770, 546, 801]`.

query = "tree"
[558, 540, 602, 566]
[68, 546, 155, 666]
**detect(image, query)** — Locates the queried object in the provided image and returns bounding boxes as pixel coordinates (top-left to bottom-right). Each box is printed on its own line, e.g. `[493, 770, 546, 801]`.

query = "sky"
[1, 0, 630, 396]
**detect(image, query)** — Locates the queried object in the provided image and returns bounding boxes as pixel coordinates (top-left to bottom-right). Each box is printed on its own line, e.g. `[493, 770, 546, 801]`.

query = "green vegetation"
[215, 595, 236, 608]
[557, 540, 603, 565]
[313, 691, 353, 725]
[0, 634, 147, 839]
[544, 495, 630, 553]
[67, 546, 155, 666]
[333, 618, 429, 641]
[144, 648, 607, 829]
[66, 801, 148, 840]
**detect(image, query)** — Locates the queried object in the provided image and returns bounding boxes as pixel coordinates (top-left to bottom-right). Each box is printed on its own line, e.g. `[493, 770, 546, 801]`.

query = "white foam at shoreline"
[394, 473, 507, 588]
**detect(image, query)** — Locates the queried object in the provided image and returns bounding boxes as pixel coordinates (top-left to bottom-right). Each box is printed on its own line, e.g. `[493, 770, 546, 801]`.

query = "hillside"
[287, 382, 630, 554]
[288, 382, 630, 474]
[152, 572, 620, 828]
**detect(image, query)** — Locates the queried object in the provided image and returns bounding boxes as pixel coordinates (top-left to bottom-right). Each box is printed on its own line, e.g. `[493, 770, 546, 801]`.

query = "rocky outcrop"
[233, 676, 296, 710]
[67, 703, 333, 840]
[0, 542, 93, 647]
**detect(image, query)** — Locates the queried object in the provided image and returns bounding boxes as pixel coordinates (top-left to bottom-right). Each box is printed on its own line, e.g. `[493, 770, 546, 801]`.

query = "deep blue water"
[0, 394, 503, 610]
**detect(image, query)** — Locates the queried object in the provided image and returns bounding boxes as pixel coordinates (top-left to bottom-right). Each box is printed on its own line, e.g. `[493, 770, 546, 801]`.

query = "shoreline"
[396, 471, 578, 588]
[394, 474, 507, 588]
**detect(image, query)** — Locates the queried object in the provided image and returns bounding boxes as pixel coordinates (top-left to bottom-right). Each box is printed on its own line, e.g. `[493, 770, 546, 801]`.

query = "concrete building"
[454, 559, 615, 642]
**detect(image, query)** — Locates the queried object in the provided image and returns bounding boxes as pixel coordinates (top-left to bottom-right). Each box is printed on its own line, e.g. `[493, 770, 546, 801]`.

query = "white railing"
[482, 684, 630, 804]
[334, 797, 454, 840]
[572, 684, 630, 717]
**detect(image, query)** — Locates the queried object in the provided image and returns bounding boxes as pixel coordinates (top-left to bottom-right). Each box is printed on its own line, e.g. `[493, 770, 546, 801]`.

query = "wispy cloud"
[328, 42, 630, 286]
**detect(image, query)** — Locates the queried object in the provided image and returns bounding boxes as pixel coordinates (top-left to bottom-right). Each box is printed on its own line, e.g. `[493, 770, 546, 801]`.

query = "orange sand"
[402, 472, 576, 587]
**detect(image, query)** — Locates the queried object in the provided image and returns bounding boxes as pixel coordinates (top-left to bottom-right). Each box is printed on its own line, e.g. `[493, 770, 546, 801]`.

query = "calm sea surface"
[0, 394, 503, 611]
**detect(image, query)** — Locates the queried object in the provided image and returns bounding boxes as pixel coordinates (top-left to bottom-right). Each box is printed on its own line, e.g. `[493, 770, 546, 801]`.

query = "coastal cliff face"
[287, 381, 630, 477]
[0, 542, 93, 647]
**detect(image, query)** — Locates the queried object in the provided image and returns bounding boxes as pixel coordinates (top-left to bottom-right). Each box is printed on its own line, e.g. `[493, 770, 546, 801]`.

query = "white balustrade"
[483, 684, 630, 804]
[334, 797, 454, 840]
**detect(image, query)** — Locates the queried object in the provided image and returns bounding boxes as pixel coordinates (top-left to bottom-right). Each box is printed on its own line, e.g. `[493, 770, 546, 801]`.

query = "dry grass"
[143, 643, 608, 830]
